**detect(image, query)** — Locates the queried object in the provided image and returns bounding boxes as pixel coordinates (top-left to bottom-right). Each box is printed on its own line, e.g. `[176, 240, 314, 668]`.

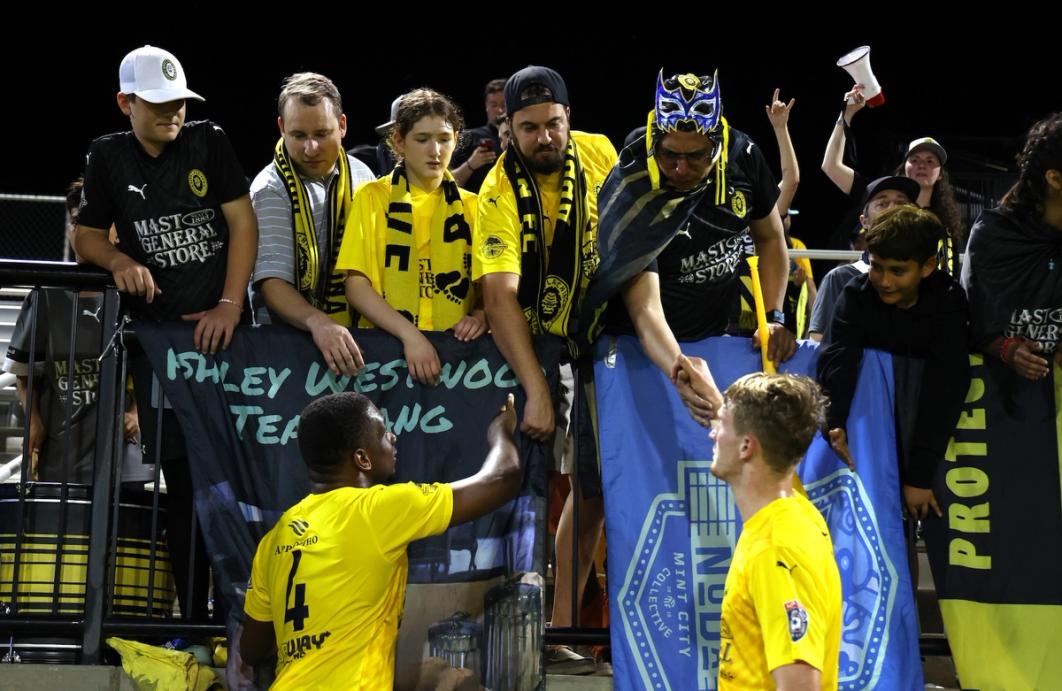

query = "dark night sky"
[3, 15, 1057, 249]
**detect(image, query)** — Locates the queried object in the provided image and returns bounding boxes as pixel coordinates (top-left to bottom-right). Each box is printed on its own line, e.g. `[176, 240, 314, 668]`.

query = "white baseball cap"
[119, 45, 204, 103]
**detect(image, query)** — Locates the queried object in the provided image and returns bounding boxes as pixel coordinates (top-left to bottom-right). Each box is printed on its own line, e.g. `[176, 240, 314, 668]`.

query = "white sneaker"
[545, 645, 596, 675]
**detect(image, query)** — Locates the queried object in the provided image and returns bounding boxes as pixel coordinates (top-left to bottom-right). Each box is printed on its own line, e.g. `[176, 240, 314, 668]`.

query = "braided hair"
[1002, 112, 1062, 220]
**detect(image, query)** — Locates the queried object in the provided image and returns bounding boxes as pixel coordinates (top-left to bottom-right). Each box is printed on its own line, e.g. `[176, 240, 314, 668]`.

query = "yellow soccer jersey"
[718, 494, 841, 690]
[336, 176, 478, 331]
[472, 131, 617, 281]
[244, 482, 453, 690]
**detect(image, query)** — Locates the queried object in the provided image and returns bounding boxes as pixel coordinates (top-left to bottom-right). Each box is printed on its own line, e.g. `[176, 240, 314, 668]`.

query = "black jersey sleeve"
[206, 122, 251, 204]
[77, 139, 116, 230]
[743, 140, 780, 221]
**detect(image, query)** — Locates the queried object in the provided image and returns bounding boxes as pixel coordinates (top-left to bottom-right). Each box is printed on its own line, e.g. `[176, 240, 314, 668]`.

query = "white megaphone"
[837, 46, 885, 108]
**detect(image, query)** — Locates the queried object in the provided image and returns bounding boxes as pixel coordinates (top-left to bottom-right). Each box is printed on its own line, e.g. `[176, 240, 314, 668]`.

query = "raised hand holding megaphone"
[837, 46, 885, 108]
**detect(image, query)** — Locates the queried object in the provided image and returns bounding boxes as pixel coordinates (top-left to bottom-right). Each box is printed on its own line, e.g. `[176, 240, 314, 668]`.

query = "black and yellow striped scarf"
[578, 130, 711, 333]
[378, 164, 473, 330]
[272, 138, 353, 325]
[503, 136, 598, 358]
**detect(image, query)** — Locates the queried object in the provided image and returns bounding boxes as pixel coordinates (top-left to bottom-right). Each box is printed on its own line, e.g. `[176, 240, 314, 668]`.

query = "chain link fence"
[0, 194, 70, 261]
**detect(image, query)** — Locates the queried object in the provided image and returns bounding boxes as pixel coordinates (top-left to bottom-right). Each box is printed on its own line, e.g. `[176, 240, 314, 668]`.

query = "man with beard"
[472, 65, 616, 673]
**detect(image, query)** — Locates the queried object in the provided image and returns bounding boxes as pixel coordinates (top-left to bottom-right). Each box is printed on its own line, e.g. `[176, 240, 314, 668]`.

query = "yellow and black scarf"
[502, 136, 599, 358]
[273, 138, 353, 325]
[377, 164, 473, 330]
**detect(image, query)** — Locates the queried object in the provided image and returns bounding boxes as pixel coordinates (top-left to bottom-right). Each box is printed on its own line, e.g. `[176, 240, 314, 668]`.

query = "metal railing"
[0, 255, 952, 670]
[0, 260, 222, 666]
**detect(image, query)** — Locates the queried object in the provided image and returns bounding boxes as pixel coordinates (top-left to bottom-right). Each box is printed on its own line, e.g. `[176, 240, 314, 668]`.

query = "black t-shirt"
[816, 271, 970, 487]
[347, 142, 395, 177]
[451, 123, 500, 193]
[605, 128, 779, 341]
[962, 207, 1062, 352]
[78, 120, 249, 320]
[4, 290, 102, 482]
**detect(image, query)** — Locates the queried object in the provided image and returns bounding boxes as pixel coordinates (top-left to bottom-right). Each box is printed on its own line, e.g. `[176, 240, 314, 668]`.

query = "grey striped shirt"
[250, 154, 375, 286]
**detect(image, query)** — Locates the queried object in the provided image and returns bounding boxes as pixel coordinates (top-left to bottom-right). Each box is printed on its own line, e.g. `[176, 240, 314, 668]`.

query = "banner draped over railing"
[595, 336, 922, 690]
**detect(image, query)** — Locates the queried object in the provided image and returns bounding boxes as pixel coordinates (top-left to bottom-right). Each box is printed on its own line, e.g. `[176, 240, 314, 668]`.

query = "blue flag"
[595, 335, 921, 690]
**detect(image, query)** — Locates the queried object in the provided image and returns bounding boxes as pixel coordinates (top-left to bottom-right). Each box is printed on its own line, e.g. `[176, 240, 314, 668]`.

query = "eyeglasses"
[654, 143, 715, 168]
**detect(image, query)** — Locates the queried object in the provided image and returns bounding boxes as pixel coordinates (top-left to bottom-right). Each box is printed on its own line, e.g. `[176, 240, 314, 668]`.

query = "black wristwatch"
[767, 309, 785, 326]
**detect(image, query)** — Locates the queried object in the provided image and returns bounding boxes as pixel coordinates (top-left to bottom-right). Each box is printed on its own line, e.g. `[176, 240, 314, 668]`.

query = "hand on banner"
[182, 301, 240, 354]
[828, 427, 856, 472]
[521, 389, 555, 442]
[752, 322, 798, 365]
[308, 315, 365, 376]
[903, 484, 942, 520]
[402, 331, 441, 386]
[671, 354, 724, 426]
[489, 393, 518, 441]
[452, 310, 488, 342]
[1008, 339, 1051, 380]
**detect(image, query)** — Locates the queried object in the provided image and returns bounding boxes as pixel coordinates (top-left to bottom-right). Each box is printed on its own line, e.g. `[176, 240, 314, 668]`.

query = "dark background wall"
[0, 15, 1055, 254]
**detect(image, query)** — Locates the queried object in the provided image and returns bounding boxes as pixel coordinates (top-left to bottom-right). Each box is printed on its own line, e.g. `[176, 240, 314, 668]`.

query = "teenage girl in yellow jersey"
[338, 89, 485, 386]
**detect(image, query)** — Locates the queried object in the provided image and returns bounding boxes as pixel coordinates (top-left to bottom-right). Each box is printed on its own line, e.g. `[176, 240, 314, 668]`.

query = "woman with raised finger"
[337, 89, 484, 386]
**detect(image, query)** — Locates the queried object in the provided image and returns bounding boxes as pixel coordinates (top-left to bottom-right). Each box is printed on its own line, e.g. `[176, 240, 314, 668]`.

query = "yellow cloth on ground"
[106, 636, 220, 691]
[338, 170, 477, 331]
[243, 483, 453, 690]
[718, 494, 841, 690]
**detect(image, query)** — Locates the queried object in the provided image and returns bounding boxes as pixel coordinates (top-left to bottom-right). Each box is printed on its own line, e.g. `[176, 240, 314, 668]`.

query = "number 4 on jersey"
[284, 549, 310, 631]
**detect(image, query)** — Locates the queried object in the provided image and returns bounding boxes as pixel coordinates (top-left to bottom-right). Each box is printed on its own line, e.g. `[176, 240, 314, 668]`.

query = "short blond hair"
[725, 373, 826, 474]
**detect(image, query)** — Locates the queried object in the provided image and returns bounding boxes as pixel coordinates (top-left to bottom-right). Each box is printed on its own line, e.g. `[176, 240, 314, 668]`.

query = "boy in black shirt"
[817, 205, 969, 520]
[71, 45, 257, 620]
[73, 44, 257, 351]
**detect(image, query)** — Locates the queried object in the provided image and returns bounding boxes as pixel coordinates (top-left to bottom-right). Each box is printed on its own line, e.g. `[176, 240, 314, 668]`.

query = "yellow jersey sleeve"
[243, 529, 274, 623]
[748, 544, 836, 675]
[459, 186, 478, 226]
[572, 132, 619, 182]
[369, 482, 454, 559]
[336, 176, 389, 286]
[472, 160, 524, 280]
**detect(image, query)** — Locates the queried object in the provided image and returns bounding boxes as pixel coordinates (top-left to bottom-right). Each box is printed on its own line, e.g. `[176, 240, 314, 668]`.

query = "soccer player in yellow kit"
[676, 362, 842, 690]
[239, 392, 519, 689]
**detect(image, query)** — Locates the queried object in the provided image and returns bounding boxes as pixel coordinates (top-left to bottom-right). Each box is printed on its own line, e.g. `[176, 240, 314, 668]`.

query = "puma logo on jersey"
[676, 224, 692, 240]
[81, 307, 102, 322]
[127, 184, 148, 199]
[776, 559, 798, 574]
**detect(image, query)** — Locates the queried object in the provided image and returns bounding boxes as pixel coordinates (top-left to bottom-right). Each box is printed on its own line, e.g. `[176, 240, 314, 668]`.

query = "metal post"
[79, 289, 122, 663]
[569, 363, 580, 629]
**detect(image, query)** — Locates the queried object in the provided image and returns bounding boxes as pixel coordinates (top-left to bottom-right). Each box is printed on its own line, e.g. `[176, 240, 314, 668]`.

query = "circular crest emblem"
[161, 59, 178, 82]
[188, 169, 208, 198]
[731, 190, 747, 218]
[479, 235, 507, 260]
